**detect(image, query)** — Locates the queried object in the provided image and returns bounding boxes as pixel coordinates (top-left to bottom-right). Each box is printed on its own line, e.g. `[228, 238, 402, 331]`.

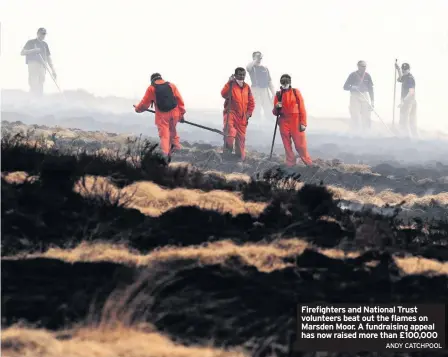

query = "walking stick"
[269, 90, 283, 159]
[393, 59, 397, 126]
[269, 114, 280, 159]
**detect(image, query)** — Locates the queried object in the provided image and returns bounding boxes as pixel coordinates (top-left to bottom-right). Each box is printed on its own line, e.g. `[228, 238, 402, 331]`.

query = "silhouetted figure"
[20, 28, 57, 97]
[343, 60, 374, 133]
[246, 51, 275, 124]
[395, 62, 418, 138]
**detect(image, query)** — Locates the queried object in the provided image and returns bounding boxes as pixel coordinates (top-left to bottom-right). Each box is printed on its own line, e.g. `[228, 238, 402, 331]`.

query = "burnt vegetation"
[2, 132, 447, 256]
[1, 132, 448, 357]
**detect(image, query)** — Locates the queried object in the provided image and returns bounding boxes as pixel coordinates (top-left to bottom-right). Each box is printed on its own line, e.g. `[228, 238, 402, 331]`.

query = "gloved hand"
[395, 62, 400, 71]
[229, 74, 235, 82]
[299, 124, 306, 132]
[180, 115, 185, 123]
[275, 102, 282, 108]
[351, 85, 359, 91]
[134, 105, 143, 113]
[32, 47, 42, 54]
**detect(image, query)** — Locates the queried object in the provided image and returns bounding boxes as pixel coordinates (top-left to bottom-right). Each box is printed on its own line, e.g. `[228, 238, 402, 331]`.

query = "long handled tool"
[355, 88, 396, 136]
[393, 59, 398, 126]
[269, 91, 283, 159]
[38, 53, 65, 99]
[133, 106, 225, 136]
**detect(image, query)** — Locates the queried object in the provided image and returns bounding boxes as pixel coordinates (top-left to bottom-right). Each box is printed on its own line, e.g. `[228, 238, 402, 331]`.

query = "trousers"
[251, 86, 272, 122]
[155, 107, 182, 156]
[399, 99, 418, 138]
[279, 115, 312, 166]
[28, 61, 46, 96]
[223, 111, 248, 160]
[349, 91, 371, 132]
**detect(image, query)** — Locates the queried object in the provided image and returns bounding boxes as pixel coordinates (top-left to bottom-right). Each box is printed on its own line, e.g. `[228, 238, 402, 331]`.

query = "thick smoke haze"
[1, 0, 448, 132]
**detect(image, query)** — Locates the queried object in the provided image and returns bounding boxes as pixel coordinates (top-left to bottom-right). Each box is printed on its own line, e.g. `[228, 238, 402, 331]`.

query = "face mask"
[281, 84, 290, 89]
[236, 79, 244, 86]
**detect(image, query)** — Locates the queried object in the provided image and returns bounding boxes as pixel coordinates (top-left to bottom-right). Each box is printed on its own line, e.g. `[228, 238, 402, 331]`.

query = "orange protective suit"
[221, 81, 255, 160]
[134, 79, 186, 156]
[272, 88, 312, 166]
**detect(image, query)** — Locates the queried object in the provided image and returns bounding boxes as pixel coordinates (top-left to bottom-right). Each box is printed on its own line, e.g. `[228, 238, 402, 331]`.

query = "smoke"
[2, 87, 448, 165]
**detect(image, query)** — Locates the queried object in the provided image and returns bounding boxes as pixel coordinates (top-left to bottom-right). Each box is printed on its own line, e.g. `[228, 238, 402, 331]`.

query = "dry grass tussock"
[23, 138, 55, 149]
[277, 180, 448, 208]
[14, 240, 448, 276]
[264, 179, 448, 207]
[75, 175, 265, 217]
[336, 163, 373, 174]
[329, 185, 448, 207]
[5, 124, 133, 143]
[201, 169, 251, 183]
[168, 162, 252, 187]
[1, 171, 38, 184]
[3, 171, 448, 213]
[311, 159, 374, 174]
[1, 325, 247, 357]
[0, 172, 264, 217]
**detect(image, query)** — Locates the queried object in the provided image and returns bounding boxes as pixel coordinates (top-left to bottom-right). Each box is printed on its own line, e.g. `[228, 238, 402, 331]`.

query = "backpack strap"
[292, 88, 300, 107]
[292, 88, 304, 123]
[276, 90, 282, 101]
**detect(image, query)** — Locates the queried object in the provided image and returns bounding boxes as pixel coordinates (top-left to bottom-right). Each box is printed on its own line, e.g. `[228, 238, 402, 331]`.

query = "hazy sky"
[1, 0, 448, 130]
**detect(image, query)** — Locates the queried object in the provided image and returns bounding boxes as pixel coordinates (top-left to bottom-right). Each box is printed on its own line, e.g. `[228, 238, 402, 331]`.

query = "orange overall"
[272, 88, 312, 166]
[221, 81, 255, 160]
[135, 79, 186, 156]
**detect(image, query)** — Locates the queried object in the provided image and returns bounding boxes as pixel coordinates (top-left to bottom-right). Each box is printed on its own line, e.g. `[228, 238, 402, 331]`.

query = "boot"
[222, 145, 234, 159]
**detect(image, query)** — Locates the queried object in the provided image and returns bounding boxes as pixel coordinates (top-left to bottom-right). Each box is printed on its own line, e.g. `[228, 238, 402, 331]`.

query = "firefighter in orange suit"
[134, 73, 186, 157]
[272, 74, 312, 167]
[221, 67, 255, 161]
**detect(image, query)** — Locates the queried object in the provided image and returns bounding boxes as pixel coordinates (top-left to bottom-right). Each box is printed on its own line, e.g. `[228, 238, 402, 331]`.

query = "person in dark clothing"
[20, 28, 57, 97]
[395, 62, 417, 138]
[246, 51, 275, 124]
[343, 60, 375, 133]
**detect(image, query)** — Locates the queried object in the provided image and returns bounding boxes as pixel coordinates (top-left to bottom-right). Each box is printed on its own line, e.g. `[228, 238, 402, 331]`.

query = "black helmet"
[401, 63, 410, 71]
[150, 73, 162, 82]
